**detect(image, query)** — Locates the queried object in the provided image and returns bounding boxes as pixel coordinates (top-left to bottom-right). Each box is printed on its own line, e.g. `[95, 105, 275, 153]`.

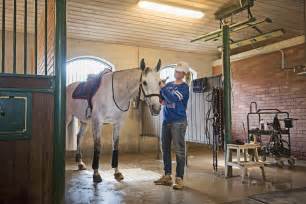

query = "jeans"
[161, 120, 187, 178]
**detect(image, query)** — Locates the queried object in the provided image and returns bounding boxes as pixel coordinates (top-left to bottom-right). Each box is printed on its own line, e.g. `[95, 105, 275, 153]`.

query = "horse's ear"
[140, 58, 146, 71]
[156, 59, 161, 72]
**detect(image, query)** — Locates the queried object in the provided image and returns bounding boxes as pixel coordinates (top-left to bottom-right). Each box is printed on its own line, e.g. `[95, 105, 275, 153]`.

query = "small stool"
[225, 144, 266, 182]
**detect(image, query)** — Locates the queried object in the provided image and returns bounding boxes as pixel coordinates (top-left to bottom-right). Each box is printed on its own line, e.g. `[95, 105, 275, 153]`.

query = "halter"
[112, 71, 160, 112]
[138, 73, 161, 100]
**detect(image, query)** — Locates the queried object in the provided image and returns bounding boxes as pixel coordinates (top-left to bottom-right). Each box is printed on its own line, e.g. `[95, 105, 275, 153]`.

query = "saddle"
[72, 69, 111, 113]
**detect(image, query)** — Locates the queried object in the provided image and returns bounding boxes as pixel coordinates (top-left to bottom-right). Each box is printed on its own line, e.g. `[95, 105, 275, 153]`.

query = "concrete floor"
[65, 148, 306, 204]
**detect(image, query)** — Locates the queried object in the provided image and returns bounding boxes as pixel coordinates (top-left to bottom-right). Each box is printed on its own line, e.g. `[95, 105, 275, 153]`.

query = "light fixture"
[138, 0, 205, 19]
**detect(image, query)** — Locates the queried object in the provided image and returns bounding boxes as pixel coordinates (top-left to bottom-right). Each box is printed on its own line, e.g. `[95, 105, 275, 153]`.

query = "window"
[65, 56, 114, 151]
[66, 56, 114, 85]
[160, 64, 197, 84]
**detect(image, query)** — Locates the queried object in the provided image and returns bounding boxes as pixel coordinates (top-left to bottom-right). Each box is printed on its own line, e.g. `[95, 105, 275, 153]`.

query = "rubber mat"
[226, 188, 306, 204]
[249, 187, 306, 204]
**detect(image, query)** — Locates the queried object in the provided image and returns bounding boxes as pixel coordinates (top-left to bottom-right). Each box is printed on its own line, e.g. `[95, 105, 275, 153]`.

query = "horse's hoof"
[93, 174, 102, 183]
[78, 163, 87, 171]
[114, 172, 124, 181]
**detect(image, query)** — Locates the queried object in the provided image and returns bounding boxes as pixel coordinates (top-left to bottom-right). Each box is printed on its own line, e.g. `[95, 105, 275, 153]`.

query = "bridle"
[138, 72, 161, 100]
[112, 71, 161, 112]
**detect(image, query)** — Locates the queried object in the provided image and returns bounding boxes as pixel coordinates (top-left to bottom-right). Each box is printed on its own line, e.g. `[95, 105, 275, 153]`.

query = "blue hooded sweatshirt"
[160, 82, 189, 123]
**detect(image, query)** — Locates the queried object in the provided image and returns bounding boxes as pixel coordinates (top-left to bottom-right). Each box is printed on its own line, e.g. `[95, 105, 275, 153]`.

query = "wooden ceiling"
[66, 0, 305, 55]
[0, 0, 304, 55]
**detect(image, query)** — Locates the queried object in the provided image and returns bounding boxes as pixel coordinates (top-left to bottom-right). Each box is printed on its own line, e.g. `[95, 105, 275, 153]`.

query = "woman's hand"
[159, 77, 168, 88]
[159, 80, 166, 88]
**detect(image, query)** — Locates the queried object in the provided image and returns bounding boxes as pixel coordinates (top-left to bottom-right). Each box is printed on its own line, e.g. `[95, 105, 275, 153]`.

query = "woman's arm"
[160, 85, 188, 103]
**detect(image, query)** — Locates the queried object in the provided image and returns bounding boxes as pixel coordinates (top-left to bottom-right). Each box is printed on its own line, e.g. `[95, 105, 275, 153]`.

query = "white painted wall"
[67, 37, 217, 154]
[0, 32, 216, 154]
[67, 38, 216, 77]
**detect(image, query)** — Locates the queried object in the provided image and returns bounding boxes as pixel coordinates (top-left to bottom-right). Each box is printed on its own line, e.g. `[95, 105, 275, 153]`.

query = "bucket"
[284, 118, 294, 128]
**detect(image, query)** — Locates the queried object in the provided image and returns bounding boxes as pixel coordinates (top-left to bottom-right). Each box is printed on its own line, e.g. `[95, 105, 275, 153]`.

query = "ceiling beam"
[212, 35, 305, 66]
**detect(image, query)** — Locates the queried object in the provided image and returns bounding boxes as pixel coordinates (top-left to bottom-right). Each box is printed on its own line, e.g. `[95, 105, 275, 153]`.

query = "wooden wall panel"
[0, 75, 53, 88]
[0, 77, 54, 204]
[0, 0, 304, 54]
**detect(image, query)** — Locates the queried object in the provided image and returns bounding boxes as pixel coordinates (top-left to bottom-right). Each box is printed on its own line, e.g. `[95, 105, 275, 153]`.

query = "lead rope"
[112, 72, 131, 112]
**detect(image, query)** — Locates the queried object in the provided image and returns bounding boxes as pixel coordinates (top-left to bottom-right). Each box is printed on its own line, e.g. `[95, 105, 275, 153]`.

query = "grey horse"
[66, 59, 162, 182]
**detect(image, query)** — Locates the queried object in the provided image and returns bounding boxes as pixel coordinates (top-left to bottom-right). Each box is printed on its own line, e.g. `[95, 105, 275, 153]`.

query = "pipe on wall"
[280, 50, 285, 69]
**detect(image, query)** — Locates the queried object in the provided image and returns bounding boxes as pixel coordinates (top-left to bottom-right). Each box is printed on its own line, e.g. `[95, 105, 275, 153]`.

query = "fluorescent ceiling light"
[138, 0, 205, 19]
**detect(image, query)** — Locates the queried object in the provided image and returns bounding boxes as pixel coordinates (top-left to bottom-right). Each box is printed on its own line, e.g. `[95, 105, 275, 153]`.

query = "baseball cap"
[175, 61, 190, 73]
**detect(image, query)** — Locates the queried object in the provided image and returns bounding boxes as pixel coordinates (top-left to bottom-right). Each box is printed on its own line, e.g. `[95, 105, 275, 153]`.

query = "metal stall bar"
[24, 0, 28, 74]
[1, 0, 5, 73]
[45, 0, 48, 75]
[53, 0, 66, 203]
[304, 1, 306, 65]
[13, 0, 17, 73]
[35, 0, 38, 74]
[191, 17, 256, 43]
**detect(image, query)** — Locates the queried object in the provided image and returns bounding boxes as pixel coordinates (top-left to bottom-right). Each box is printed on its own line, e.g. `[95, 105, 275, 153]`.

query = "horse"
[66, 59, 162, 182]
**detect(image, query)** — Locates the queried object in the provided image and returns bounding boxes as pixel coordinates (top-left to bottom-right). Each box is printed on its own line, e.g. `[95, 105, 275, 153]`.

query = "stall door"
[0, 76, 55, 204]
[0, 0, 66, 203]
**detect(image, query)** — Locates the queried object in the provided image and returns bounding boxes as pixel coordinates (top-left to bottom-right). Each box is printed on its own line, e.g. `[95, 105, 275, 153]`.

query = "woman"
[154, 62, 190, 190]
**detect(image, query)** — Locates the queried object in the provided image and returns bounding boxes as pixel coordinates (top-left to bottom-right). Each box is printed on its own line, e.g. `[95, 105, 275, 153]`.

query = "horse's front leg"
[112, 123, 124, 181]
[92, 118, 103, 183]
[76, 122, 88, 170]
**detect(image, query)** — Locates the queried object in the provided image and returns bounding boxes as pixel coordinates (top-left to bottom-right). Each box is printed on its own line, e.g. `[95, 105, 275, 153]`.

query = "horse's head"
[139, 59, 162, 116]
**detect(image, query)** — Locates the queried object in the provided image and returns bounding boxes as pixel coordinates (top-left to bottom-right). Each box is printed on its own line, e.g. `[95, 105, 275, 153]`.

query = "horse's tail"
[66, 82, 80, 122]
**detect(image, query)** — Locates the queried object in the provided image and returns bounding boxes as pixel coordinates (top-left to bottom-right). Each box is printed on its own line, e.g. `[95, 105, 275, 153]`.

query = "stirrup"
[86, 107, 92, 118]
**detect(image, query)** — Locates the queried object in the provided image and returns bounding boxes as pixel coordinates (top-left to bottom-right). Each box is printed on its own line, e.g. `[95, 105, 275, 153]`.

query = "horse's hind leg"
[92, 118, 103, 183]
[76, 122, 88, 170]
[112, 123, 124, 181]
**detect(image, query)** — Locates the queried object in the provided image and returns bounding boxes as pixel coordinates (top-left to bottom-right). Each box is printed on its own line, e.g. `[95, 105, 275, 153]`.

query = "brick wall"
[213, 44, 306, 159]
